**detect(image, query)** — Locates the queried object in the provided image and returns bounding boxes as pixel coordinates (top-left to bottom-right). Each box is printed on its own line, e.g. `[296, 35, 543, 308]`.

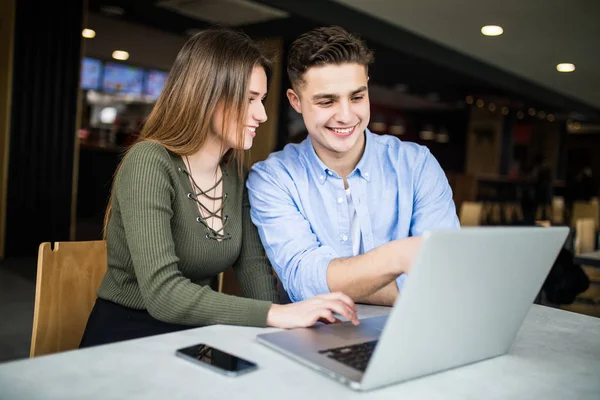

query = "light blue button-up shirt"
[247, 129, 459, 302]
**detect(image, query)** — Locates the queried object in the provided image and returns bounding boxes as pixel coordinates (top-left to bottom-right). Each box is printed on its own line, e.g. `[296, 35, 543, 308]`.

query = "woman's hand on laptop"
[267, 292, 360, 329]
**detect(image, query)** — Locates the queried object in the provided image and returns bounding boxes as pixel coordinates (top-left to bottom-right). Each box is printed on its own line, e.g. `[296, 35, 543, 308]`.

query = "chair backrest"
[572, 200, 599, 230]
[575, 218, 596, 255]
[552, 196, 565, 225]
[30, 241, 107, 357]
[459, 201, 483, 226]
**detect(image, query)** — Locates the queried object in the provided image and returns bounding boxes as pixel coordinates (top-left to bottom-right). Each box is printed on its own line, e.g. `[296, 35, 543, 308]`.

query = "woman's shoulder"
[126, 140, 171, 161]
[117, 141, 176, 182]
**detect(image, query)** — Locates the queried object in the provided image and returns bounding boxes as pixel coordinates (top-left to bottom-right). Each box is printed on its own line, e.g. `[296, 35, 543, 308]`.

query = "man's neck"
[312, 130, 366, 179]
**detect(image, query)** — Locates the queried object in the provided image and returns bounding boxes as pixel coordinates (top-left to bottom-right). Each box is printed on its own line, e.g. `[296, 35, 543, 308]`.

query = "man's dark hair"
[287, 26, 374, 90]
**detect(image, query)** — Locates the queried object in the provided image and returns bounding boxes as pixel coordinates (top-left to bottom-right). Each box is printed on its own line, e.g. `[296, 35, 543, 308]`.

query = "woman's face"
[211, 66, 268, 151]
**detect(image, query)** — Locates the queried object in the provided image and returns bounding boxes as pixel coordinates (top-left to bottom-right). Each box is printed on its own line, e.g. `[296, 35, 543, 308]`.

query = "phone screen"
[176, 344, 257, 374]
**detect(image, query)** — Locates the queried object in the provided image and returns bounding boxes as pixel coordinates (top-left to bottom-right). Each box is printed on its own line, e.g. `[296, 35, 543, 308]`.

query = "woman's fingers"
[317, 309, 335, 324]
[323, 300, 355, 322]
[323, 292, 357, 312]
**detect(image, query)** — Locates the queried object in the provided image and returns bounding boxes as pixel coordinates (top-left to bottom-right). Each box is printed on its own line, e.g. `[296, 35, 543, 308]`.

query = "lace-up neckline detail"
[180, 163, 231, 241]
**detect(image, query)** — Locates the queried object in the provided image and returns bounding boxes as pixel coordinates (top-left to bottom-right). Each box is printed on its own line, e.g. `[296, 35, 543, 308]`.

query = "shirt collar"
[354, 128, 375, 182]
[301, 128, 375, 184]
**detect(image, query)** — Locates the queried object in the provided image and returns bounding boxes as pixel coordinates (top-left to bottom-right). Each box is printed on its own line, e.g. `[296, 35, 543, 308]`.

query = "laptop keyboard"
[318, 340, 378, 372]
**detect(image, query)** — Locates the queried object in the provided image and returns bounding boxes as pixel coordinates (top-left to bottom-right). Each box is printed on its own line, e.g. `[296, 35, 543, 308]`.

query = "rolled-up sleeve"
[395, 273, 407, 292]
[410, 147, 460, 236]
[247, 163, 337, 302]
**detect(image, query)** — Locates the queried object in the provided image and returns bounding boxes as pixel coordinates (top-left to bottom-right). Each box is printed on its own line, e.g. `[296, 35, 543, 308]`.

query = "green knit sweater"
[97, 141, 279, 327]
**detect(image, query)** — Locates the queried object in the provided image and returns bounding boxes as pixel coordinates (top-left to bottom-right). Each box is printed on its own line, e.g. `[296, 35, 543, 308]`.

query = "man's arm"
[247, 163, 420, 302]
[325, 146, 456, 302]
[355, 281, 398, 306]
[326, 237, 421, 300]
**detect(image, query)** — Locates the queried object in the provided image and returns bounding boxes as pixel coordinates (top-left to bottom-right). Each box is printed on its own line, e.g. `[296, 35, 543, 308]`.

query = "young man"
[247, 26, 459, 305]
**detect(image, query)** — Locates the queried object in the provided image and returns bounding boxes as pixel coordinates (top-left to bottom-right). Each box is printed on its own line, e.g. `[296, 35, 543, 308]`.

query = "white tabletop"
[0, 304, 599, 400]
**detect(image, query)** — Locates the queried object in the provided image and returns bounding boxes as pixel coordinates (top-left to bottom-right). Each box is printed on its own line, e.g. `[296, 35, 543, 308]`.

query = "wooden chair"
[571, 200, 599, 230]
[459, 201, 483, 226]
[30, 241, 107, 357]
[551, 196, 565, 225]
[504, 203, 523, 225]
[575, 218, 596, 255]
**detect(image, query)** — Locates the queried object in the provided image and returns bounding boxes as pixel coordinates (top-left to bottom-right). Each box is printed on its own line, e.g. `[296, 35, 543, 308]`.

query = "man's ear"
[287, 89, 302, 114]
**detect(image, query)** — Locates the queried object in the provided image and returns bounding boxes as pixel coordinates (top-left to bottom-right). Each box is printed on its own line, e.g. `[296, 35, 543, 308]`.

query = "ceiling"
[333, 0, 600, 112]
[86, 0, 600, 120]
[156, 0, 288, 26]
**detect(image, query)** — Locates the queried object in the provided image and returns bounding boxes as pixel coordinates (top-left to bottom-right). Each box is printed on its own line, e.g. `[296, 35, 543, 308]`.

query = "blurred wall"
[0, 0, 15, 259]
[465, 107, 503, 176]
[4, 0, 85, 256]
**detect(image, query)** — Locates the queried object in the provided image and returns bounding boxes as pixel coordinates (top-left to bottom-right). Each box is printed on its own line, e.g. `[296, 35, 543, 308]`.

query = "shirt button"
[337, 197, 343, 204]
[364, 172, 369, 178]
[342, 235, 348, 242]
[320, 175, 324, 181]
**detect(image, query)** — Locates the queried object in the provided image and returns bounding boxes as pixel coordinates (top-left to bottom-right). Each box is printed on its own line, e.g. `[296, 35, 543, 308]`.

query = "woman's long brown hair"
[103, 28, 272, 237]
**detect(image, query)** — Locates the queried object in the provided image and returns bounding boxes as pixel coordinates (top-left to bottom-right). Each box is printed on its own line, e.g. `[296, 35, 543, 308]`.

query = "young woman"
[80, 29, 358, 347]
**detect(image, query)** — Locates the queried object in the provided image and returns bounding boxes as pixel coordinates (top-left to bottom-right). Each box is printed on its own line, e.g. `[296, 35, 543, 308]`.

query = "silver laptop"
[257, 227, 569, 391]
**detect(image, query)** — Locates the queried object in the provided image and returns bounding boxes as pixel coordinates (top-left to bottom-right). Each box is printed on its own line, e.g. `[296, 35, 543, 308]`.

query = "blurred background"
[1, 0, 599, 361]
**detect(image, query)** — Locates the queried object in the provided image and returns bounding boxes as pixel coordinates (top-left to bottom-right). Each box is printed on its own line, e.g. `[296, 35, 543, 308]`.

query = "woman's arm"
[232, 183, 280, 303]
[116, 143, 272, 327]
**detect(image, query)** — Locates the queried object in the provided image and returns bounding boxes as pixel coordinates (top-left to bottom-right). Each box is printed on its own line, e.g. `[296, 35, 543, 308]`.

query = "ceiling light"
[82, 29, 96, 39]
[481, 25, 503, 36]
[556, 63, 575, 73]
[465, 95, 474, 105]
[476, 99, 484, 108]
[112, 50, 129, 61]
[528, 108, 536, 116]
[488, 103, 496, 112]
[547, 114, 555, 122]
[501, 107, 509, 115]
[517, 111, 524, 120]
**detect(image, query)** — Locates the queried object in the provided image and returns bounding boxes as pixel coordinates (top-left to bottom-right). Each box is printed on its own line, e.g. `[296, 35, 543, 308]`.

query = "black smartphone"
[175, 343, 258, 377]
